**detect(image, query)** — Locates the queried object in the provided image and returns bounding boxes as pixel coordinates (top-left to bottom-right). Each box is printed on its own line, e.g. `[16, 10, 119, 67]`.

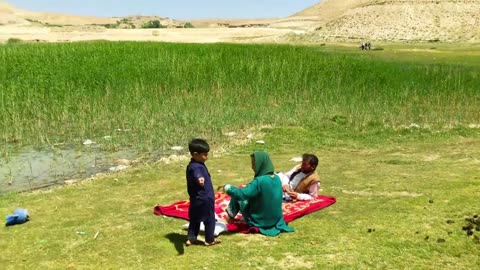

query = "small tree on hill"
[142, 20, 166, 29]
[184, 22, 194, 28]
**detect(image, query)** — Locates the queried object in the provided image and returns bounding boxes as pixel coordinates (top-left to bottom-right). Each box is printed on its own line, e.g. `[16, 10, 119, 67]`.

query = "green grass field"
[1, 42, 479, 269]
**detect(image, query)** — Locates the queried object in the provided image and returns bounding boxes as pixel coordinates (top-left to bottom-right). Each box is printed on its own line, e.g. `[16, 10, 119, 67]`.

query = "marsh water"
[0, 144, 141, 193]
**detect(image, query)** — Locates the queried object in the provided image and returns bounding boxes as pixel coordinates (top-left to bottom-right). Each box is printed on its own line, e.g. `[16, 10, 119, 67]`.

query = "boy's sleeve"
[227, 178, 260, 201]
[190, 166, 205, 182]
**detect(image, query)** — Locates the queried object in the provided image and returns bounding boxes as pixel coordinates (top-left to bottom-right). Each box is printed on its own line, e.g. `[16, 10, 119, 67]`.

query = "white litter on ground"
[109, 165, 129, 172]
[289, 157, 302, 162]
[171, 146, 184, 151]
[82, 139, 94, 145]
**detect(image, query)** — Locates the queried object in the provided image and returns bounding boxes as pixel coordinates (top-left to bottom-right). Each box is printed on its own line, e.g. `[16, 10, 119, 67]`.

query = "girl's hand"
[223, 184, 232, 192]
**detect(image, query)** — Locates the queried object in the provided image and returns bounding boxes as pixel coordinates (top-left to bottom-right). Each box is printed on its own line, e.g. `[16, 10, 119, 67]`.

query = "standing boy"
[185, 138, 220, 246]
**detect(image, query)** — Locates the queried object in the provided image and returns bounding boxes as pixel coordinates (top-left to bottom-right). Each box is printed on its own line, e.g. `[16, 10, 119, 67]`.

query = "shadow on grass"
[165, 233, 187, 255]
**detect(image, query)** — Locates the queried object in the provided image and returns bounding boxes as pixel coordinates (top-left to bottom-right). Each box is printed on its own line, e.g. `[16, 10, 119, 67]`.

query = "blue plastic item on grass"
[5, 208, 29, 226]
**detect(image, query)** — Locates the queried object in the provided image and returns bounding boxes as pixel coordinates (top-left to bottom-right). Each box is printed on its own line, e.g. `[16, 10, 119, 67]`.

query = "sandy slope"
[0, 1, 116, 25]
[0, 25, 295, 44]
[0, 1, 28, 24]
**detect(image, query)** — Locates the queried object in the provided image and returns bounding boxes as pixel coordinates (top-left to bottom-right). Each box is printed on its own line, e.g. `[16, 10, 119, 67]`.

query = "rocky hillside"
[294, 0, 480, 42]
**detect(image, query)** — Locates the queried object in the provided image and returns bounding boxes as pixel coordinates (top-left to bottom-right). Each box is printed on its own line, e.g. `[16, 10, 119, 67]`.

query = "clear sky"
[6, 0, 321, 20]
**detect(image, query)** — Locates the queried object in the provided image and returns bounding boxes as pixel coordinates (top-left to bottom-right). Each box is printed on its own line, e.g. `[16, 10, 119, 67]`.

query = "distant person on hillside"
[185, 138, 221, 246]
[277, 153, 320, 201]
[361, 42, 372, 51]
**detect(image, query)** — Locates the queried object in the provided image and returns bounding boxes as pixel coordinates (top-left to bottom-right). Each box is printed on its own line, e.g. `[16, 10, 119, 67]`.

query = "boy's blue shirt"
[186, 159, 214, 201]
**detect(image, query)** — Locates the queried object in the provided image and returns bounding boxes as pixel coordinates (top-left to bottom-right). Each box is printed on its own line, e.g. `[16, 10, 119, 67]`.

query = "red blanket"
[154, 192, 336, 233]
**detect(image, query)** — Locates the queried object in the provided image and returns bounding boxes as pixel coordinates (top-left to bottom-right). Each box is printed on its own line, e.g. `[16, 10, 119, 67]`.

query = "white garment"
[182, 213, 227, 236]
[182, 222, 227, 236]
[277, 166, 319, 201]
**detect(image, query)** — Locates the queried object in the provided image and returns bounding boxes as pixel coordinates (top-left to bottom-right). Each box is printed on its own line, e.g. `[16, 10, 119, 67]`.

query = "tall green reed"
[1, 42, 478, 151]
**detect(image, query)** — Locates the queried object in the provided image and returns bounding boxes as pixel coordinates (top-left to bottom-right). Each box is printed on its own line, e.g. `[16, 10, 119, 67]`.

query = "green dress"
[226, 151, 294, 236]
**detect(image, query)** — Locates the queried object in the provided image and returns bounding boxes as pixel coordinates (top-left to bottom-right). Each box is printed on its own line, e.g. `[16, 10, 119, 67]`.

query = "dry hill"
[0, 1, 308, 30]
[0, 1, 28, 24]
[0, 1, 116, 25]
[0, 1, 186, 28]
[292, 0, 480, 42]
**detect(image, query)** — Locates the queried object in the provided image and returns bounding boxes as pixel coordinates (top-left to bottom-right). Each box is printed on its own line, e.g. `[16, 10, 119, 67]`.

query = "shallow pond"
[0, 144, 141, 193]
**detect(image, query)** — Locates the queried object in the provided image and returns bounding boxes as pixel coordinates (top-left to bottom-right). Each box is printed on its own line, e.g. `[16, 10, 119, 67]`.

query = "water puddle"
[0, 145, 140, 193]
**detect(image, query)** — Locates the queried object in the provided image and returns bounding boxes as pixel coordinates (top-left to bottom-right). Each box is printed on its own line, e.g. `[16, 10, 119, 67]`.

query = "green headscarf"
[252, 151, 275, 177]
